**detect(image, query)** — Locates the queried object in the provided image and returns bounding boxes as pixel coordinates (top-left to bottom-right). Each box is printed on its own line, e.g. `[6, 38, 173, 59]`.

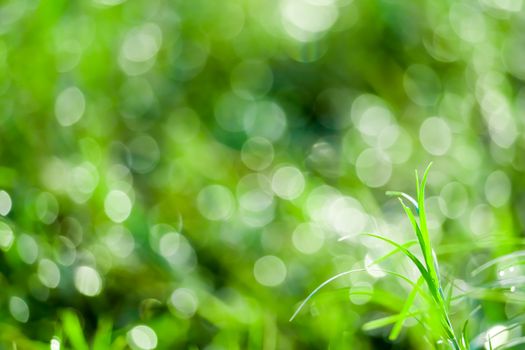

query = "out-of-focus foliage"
[1, 0, 525, 349]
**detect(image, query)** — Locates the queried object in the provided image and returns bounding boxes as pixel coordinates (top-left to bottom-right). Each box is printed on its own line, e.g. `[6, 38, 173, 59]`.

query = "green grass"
[290, 163, 525, 349]
[2, 1, 524, 347]
[292, 164, 472, 349]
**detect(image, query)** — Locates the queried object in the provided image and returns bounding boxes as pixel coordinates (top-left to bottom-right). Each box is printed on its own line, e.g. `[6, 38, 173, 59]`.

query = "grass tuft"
[292, 163, 469, 349]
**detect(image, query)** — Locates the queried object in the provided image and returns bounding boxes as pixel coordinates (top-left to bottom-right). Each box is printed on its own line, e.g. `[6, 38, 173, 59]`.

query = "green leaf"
[416, 163, 434, 272]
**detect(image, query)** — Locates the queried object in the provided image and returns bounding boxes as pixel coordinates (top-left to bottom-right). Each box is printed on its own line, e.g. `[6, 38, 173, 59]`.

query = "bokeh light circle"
[253, 255, 287, 287]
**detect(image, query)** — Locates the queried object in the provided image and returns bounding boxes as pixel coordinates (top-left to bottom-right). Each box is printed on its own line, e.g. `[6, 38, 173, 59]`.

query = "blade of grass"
[453, 288, 525, 304]
[444, 276, 456, 311]
[415, 164, 442, 298]
[398, 164, 461, 349]
[438, 238, 525, 255]
[461, 319, 470, 349]
[386, 191, 418, 212]
[397, 198, 435, 281]
[363, 309, 425, 332]
[366, 240, 418, 267]
[290, 267, 431, 321]
[363, 232, 458, 346]
[363, 233, 437, 299]
[389, 276, 425, 340]
[496, 337, 525, 349]
[93, 318, 113, 350]
[290, 269, 366, 322]
[61, 310, 89, 350]
[460, 305, 481, 349]
[388, 193, 439, 303]
[471, 250, 525, 277]
[339, 235, 418, 268]
[297, 164, 464, 349]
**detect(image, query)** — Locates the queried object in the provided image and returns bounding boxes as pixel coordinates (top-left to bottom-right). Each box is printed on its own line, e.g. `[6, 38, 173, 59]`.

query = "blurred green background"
[1, 0, 525, 348]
